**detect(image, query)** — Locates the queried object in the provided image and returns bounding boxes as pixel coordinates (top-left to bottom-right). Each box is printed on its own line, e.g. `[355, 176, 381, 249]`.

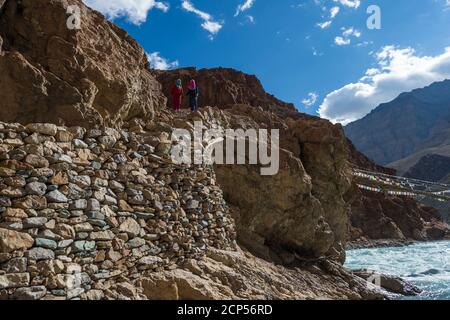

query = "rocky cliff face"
[153, 68, 296, 113]
[0, 0, 166, 127]
[349, 188, 448, 243]
[0, 0, 417, 300]
[346, 149, 450, 245]
[158, 67, 353, 263]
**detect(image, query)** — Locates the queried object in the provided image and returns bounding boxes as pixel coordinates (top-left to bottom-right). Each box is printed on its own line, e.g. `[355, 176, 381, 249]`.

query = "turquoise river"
[345, 241, 450, 300]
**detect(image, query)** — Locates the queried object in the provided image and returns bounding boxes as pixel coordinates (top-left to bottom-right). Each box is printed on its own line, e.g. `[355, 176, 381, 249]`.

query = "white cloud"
[330, 6, 340, 18]
[181, 0, 223, 38]
[302, 92, 319, 107]
[316, 5, 341, 29]
[201, 20, 223, 35]
[318, 46, 450, 125]
[333, 0, 361, 9]
[313, 0, 328, 11]
[334, 36, 350, 46]
[291, 3, 307, 9]
[239, 15, 255, 25]
[356, 40, 372, 47]
[334, 27, 361, 46]
[342, 27, 361, 37]
[235, 0, 255, 17]
[83, 0, 169, 25]
[154, 2, 169, 11]
[246, 15, 255, 23]
[317, 20, 332, 29]
[312, 47, 323, 56]
[147, 52, 179, 70]
[445, 0, 450, 9]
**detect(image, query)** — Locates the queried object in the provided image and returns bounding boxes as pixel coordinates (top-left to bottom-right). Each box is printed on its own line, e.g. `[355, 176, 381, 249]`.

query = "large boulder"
[0, 0, 166, 127]
[353, 269, 422, 296]
[137, 248, 384, 300]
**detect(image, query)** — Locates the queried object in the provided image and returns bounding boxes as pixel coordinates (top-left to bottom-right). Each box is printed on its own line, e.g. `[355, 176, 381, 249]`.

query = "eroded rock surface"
[346, 154, 450, 244]
[0, 0, 166, 127]
[154, 68, 296, 113]
[165, 106, 352, 265]
[349, 188, 449, 242]
[138, 248, 384, 300]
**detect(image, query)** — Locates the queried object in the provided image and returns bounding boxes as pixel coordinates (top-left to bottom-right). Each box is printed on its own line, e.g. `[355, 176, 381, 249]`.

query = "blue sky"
[83, 0, 450, 124]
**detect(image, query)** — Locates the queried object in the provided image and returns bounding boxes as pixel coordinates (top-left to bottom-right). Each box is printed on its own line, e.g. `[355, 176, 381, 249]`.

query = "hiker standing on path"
[186, 78, 199, 112]
[171, 79, 184, 113]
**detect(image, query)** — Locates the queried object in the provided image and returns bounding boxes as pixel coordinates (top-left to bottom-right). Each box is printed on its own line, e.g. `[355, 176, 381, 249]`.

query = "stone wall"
[0, 122, 235, 300]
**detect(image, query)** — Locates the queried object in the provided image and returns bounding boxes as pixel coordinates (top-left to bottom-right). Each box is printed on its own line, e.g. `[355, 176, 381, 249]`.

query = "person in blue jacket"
[186, 78, 200, 112]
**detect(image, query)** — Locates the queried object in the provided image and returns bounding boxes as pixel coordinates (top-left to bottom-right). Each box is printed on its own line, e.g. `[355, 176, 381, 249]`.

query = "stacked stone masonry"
[0, 122, 236, 300]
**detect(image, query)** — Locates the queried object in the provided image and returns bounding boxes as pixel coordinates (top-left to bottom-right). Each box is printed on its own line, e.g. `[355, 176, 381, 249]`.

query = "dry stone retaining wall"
[0, 122, 236, 300]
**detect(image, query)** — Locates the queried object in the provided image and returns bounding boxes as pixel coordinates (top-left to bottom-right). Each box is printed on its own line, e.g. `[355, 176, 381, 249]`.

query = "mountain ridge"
[345, 79, 450, 167]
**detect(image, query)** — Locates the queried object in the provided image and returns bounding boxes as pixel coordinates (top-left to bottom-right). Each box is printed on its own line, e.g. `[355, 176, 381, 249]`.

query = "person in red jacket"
[171, 79, 183, 113]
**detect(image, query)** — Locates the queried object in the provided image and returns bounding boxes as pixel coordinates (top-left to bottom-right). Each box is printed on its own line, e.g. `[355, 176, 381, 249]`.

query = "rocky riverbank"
[352, 269, 422, 297]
